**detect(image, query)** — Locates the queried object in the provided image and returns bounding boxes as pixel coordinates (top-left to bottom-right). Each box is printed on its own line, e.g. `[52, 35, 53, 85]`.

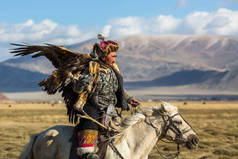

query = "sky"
[0, 0, 238, 61]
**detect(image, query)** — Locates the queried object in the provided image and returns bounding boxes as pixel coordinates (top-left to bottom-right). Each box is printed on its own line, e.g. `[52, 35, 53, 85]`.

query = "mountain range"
[1, 34, 238, 95]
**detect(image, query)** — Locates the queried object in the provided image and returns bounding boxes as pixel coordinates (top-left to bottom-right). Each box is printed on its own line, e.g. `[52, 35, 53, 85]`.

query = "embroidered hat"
[93, 34, 119, 57]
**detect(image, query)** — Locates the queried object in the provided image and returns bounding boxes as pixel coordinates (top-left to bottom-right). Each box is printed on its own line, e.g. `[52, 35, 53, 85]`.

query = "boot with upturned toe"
[81, 153, 99, 159]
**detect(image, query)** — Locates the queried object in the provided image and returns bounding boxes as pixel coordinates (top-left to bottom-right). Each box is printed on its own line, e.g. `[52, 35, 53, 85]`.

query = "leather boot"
[81, 153, 99, 159]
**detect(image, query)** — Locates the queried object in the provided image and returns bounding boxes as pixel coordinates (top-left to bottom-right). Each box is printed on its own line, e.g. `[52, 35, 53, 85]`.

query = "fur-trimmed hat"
[93, 34, 119, 57]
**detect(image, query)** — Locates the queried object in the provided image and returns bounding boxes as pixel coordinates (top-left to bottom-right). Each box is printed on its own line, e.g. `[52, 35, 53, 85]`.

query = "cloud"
[0, 8, 238, 61]
[0, 19, 94, 44]
[109, 17, 145, 36]
[108, 15, 181, 37]
[0, 19, 97, 61]
[176, 0, 188, 8]
[102, 25, 112, 37]
[151, 15, 181, 33]
[106, 8, 238, 37]
[184, 8, 238, 35]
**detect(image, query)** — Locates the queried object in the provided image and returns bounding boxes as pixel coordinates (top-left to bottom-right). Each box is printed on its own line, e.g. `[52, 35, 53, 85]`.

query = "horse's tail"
[19, 134, 38, 159]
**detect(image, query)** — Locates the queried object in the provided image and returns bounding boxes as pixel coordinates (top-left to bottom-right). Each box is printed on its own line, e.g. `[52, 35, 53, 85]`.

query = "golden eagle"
[10, 43, 92, 123]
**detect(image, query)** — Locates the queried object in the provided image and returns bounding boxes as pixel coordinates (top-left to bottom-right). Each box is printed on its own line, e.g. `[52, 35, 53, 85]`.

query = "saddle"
[69, 115, 122, 159]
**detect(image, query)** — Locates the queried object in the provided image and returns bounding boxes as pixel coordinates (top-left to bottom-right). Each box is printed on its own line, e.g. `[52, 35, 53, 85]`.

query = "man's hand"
[130, 98, 140, 107]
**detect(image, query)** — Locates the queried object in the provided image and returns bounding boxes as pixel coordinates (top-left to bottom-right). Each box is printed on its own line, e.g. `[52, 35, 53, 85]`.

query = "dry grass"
[0, 101, 238, 159]
[148, 101, 238, 159]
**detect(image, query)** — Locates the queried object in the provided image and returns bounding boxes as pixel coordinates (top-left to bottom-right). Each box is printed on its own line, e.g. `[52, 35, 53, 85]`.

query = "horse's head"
[149, 102, 199, 149]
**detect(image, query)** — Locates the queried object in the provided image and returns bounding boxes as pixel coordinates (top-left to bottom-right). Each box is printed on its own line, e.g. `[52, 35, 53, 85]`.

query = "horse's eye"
[173, 120, 182, 125]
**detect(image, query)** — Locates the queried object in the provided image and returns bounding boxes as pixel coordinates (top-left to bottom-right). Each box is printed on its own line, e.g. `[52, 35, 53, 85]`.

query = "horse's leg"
[19, 134, 38, 159]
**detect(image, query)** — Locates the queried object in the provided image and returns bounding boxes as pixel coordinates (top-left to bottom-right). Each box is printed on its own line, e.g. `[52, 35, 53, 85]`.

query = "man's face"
[103, 51, 117, 67]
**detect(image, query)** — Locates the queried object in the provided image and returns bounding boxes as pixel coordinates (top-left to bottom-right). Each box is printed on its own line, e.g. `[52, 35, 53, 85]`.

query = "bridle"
[161, 113, 193, 142]
[146, 112, 194, 159]
[109, 111, 194, 159]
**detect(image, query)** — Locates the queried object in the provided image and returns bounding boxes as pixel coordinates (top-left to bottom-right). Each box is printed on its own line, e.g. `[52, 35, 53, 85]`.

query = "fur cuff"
[77, 147, 98, 156]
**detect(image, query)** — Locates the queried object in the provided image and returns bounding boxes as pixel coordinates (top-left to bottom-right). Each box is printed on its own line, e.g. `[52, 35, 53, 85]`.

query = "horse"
[19, 102, 199, 159]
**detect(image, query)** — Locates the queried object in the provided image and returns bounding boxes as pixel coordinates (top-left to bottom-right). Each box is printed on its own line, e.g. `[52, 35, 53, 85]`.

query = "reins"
[108, 111, 182, 159]
[145, 113, 180, 159]
[79, 105, 193, 159]
[109, 108, 193, 159]
[146, 112, 193, 159]
[109, 139, 125, 159]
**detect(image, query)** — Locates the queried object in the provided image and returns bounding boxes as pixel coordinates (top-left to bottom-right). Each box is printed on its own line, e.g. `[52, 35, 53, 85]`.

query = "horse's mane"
[121, 106, 158, 129]
[121, 113, 145, 129]
[112, 106, 158, 144]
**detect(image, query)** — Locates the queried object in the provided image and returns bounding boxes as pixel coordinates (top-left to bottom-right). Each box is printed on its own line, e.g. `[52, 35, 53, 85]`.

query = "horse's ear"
[159, 102, 167, 114]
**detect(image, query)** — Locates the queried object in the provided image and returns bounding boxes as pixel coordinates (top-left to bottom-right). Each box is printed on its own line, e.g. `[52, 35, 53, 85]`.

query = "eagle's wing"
[10, 43, 92, 123]
[10, 43, 84, 69]
[10, 43, 92, 89]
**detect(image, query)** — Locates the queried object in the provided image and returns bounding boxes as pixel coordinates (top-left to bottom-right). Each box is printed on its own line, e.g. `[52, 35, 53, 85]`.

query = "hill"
[1, 34, 238, 94]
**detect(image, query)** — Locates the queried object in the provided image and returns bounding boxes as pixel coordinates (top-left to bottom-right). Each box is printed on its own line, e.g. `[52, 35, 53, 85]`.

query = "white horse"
[19, 102, 199, 159]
